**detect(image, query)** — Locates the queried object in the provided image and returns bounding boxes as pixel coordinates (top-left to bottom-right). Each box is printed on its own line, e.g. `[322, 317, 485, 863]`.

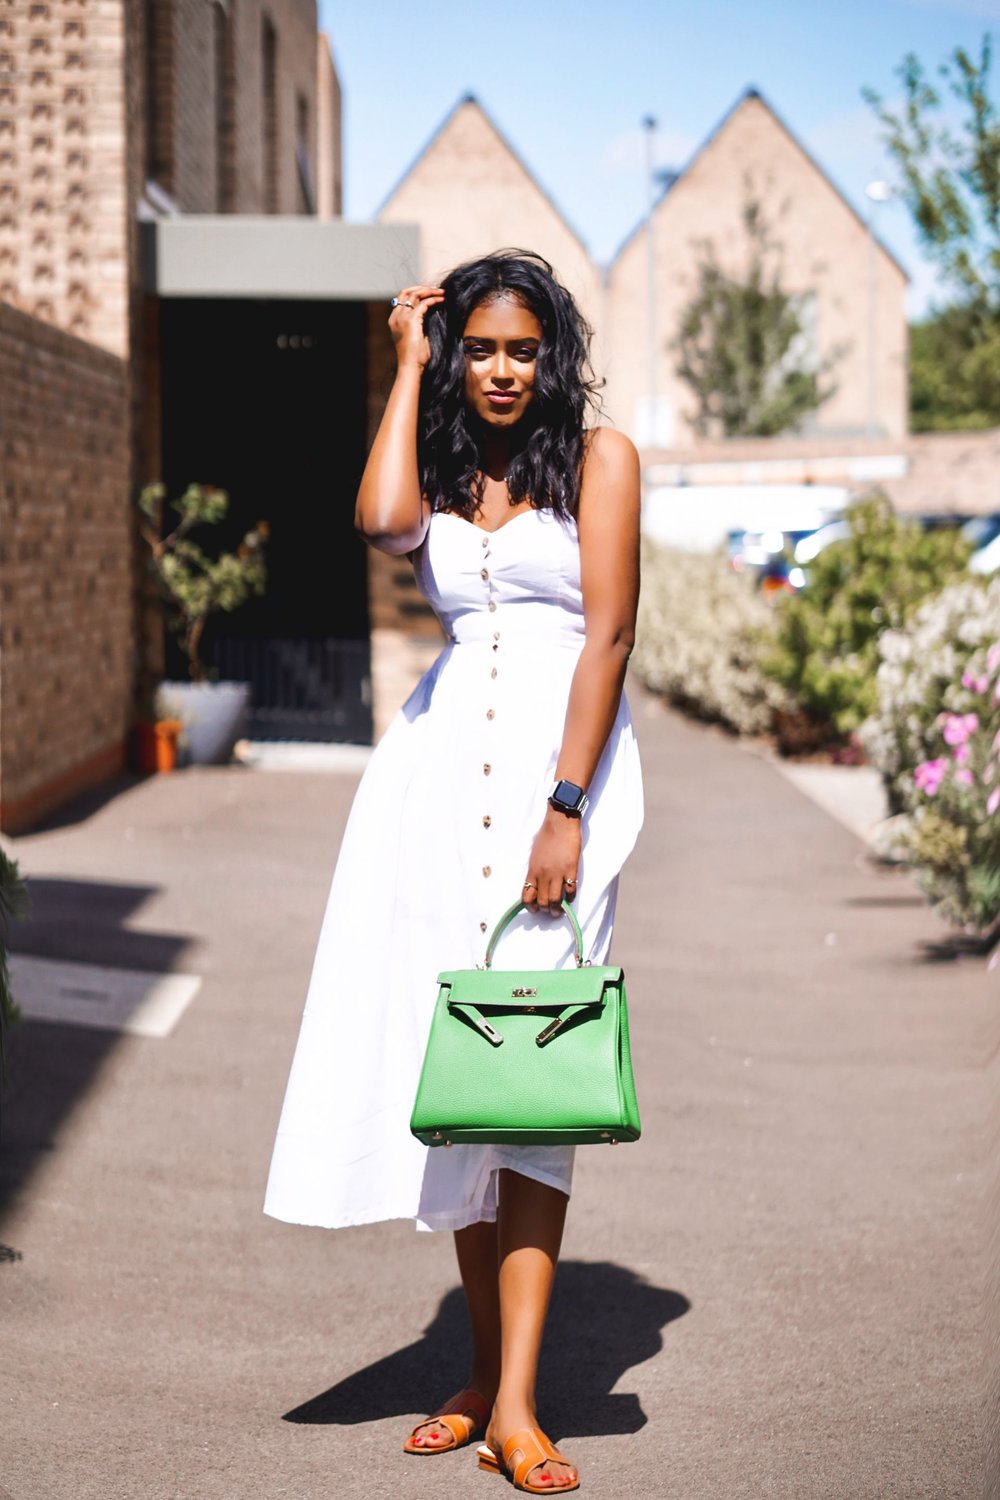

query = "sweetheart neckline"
[433, 508, 544, 537]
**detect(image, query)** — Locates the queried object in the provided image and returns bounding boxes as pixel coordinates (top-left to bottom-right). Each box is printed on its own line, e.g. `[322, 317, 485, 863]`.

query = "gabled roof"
[610, 85, 909, 281]
[376, 93, 592, 257]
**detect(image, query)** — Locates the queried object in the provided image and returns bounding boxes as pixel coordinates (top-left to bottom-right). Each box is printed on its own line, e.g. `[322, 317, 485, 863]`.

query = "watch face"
[552, 780, 584, 810]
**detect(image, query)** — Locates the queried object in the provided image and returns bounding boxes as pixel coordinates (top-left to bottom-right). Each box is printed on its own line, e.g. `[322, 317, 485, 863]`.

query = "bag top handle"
[484, 898, 585, 970]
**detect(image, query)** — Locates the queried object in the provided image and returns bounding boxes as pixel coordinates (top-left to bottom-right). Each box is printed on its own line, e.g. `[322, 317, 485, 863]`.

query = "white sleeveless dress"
[263, 506, 643, 1233]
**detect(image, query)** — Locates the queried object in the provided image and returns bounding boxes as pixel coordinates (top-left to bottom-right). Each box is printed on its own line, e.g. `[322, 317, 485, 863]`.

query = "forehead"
[462, 294, 542, 340]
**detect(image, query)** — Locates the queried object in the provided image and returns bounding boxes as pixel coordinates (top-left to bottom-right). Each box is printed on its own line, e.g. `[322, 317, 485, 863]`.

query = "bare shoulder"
[580, 430, 640, 509]
[583, 426, 639, 476]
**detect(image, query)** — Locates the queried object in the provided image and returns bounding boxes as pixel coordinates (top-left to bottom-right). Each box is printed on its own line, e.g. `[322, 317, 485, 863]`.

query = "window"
[261, 16, 277, 212]
[213, 0, 234, 211]
[295, 90, 314, 214]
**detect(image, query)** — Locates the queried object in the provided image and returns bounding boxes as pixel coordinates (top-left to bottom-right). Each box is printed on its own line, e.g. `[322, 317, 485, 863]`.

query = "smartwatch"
[548, 779, 590, 818]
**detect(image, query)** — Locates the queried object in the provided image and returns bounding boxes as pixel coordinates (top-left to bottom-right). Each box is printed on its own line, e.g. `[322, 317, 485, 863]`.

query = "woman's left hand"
[522, 807, 582, 913]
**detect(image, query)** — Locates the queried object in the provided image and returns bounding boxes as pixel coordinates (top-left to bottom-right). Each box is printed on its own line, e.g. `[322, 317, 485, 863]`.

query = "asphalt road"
[0, 688, 993, 1499]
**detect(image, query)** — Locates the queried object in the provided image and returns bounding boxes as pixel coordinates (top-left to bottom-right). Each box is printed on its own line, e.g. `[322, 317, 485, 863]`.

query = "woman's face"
[461, 294, 542, 429]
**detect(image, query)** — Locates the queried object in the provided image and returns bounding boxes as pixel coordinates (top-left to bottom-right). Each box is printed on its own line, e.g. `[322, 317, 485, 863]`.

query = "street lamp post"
[643, 115, 658, 448]
[865, 179, 893, 438]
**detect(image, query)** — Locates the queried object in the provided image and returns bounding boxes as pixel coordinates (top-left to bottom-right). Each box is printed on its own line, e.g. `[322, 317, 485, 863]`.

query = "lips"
[485, 391, 518, 406]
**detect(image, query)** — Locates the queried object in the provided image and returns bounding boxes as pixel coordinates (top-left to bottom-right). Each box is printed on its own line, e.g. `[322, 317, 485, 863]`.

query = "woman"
[264, 249, 643, 1494]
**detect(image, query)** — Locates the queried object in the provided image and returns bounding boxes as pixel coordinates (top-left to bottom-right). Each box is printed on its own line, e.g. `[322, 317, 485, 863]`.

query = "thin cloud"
[893, 0, 1000, 17]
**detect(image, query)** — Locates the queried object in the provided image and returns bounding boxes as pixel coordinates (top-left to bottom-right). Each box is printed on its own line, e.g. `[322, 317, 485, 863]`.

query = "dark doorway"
[159, 297, 372, 742]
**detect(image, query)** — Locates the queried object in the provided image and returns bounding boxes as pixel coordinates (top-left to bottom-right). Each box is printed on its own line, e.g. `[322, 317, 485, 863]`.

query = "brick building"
[0, 0, 415, 830]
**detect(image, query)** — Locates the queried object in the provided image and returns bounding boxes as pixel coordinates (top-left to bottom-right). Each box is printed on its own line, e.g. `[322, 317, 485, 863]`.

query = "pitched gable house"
[604, 88, 908, 450]
[378, 95, 604, 367]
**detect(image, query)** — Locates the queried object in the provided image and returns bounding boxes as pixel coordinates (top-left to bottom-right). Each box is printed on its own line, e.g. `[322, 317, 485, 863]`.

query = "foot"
[403, 1385, 492, 1454]
[485, 1405, 578, 1490]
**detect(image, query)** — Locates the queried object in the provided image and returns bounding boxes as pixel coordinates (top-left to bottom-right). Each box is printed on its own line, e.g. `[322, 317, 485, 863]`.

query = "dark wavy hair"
[418, 249, 601, 520]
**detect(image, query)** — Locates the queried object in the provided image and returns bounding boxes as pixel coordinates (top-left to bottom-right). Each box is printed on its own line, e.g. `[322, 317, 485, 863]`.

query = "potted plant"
[137, 482, 268, 765]
[133, 685, 185, 774]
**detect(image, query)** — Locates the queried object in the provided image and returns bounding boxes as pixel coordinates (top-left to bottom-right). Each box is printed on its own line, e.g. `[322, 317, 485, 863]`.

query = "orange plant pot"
[134, 719, 183, 774]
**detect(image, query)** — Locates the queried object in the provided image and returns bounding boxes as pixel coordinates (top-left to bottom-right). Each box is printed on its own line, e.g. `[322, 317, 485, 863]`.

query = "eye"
[463, 341, 490, 359]
[513, 344, 539, 361]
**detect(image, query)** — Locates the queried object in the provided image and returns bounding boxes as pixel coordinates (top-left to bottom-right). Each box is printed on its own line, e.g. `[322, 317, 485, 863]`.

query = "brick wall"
[144, 0, 319, 216]
[0, 303, 131, 832]
[0, 0, 130, 356]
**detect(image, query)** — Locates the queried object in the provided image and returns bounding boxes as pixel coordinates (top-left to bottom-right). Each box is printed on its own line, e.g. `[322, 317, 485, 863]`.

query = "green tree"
[865, 36, 1000, 429]
[673, 193, 840, 438]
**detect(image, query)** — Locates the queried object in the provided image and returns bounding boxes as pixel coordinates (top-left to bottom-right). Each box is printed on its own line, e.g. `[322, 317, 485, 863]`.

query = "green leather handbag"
[410, 899, 641, 1148]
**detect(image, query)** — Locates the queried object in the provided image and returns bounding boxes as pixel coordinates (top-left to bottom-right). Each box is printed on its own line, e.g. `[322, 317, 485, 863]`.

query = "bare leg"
[407, 1219, 500, 1448]
[486, 1170, 578, 1489]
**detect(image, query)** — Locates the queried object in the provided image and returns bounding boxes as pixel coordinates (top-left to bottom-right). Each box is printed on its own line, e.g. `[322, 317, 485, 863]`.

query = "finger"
[522, 877, 539, 912]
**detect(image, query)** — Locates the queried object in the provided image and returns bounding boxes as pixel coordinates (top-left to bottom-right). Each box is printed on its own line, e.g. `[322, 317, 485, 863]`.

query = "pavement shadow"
[284, 1260, 689, 1438]
[0, 878, 193, 1216]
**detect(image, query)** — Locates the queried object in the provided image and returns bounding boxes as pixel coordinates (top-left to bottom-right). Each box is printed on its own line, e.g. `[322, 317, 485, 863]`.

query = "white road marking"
[8, 955, 201, 1037]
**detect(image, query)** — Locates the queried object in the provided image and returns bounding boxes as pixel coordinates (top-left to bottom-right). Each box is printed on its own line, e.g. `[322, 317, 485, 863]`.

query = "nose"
[492, 350, 514, 386]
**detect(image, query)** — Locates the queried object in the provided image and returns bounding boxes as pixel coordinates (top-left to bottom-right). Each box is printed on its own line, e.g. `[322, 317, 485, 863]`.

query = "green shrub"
[633, 540, 790, 735]
[0, 848, 28, 1105]
[763, 493, 973, 740]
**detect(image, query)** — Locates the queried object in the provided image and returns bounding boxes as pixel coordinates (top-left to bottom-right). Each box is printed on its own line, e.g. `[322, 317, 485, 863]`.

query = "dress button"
[493, 631, 500, 641]
[482, 536, 489, 548]
[483, 763, 491, 775]
[488, 600, 497, 613]
[480, 921, 488, 932]
[486, 708, 495, 720]
[491, 667, 497, 679]
[483, 815, 491, 828]
[481, 568, 489, 581]
[482, 865, 491, 878]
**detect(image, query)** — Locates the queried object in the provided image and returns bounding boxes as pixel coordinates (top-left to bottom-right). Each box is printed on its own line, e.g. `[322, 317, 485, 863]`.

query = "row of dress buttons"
[481, 533, 496, 926]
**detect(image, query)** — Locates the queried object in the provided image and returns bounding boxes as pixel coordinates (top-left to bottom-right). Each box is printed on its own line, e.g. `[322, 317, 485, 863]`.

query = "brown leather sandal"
[402, 1387, 490, 1455]
[477, 1426, 580, 1492]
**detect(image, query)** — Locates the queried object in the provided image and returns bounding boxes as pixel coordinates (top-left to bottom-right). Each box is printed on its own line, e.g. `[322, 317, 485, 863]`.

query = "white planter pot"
[160, 681, 250, 766]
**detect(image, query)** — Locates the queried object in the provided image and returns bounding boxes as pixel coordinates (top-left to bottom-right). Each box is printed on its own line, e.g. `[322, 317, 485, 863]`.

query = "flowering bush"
[861, 576, 1000, 931]
[633, 540, 790, 735]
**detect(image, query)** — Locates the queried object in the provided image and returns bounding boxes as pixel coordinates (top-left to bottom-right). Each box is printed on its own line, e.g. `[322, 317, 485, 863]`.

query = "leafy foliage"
[632, 540, 790, 735]
[865, 37, 1000, 430]
[762, 494, 973, 738]
[138, 483, 268, 683]
[0, 848, 28, 1112]
[673, 194, 840, 438]
[910, 303, 1000, 431]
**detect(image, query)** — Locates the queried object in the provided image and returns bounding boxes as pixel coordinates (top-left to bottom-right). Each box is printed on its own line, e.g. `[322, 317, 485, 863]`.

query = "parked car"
[964, 513, 1000, 574]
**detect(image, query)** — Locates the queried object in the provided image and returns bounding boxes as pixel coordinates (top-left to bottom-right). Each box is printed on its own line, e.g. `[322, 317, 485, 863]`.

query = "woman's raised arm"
[354, 285, 444, 555]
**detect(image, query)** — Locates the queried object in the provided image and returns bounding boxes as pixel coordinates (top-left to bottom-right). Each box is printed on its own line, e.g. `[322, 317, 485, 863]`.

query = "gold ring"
[522, 881, 536, 890]
[564, 878, 577, 886]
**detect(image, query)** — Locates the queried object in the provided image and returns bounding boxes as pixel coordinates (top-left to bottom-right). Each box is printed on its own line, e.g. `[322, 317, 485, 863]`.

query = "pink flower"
[941, 713, 979, 745]
[914, 758, 948, 796]
[954, 741, 970, 765]
[989, 787, 1000, 816]
[989, 643, 1000, 674]
[962, 670, 990, 694]
[955, 768, 974, 786]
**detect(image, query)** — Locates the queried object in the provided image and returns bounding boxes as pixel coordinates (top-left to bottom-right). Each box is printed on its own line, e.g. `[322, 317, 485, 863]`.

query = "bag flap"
[437, 965, 621, 1010]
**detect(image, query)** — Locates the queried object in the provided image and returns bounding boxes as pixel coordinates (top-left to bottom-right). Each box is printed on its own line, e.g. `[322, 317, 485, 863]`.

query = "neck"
[471, 415, 532, 481]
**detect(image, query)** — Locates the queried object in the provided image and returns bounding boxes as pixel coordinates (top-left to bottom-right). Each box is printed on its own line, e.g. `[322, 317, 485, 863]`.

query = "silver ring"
[390, 297, 413, 309]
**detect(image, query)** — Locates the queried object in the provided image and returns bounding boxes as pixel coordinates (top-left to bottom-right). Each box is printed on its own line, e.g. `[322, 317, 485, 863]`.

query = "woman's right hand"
[389, 285, 445, 372]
